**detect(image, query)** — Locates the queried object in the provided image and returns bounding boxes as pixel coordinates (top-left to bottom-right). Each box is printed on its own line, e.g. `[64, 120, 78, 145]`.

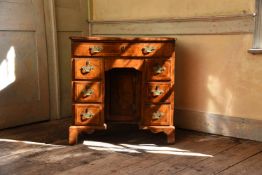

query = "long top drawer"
[70, 37, 176, 58]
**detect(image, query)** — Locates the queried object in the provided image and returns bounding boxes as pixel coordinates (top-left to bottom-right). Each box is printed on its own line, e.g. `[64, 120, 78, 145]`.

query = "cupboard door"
[0, 0, 49, 129]
[105, 68, 141, 122]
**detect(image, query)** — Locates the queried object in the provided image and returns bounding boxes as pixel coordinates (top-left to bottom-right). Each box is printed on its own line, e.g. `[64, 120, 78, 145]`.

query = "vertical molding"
[249, 0, 262, 53]
[43, 0, 61, 120]
[87, 0, 93, 36]
[254, 0, 262, 48]
[80, 0, 90, 35]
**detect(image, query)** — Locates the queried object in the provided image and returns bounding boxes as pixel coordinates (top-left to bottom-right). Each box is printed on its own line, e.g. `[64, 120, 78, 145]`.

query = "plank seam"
[215, 151, 262, 174]
[172, 143, 241, 174]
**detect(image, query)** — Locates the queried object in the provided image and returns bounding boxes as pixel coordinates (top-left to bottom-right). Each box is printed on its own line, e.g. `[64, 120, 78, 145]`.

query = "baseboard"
[175, 109, 262, 142]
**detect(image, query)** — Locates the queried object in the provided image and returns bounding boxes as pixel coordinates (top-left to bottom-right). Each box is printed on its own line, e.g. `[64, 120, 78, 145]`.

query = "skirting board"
[175, 109, 262, 142]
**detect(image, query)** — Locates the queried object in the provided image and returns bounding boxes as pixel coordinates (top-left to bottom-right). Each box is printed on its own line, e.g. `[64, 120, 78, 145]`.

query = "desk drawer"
[73, 58, 103, 80]
[143, 104, 171, 126]
[146, 59, 172, 81]
[74, 104, 103, 126]
[145, 82, 173, 103]
[72, 42, 174, 57]
[73, 82, 102, 103]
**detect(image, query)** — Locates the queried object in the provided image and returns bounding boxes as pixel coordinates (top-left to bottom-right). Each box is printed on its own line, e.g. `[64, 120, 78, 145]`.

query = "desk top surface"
[70, 36, 176, 43]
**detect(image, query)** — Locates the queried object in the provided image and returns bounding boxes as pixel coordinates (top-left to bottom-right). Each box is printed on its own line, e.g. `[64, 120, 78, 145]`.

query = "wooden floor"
[0, 118, 261, 175]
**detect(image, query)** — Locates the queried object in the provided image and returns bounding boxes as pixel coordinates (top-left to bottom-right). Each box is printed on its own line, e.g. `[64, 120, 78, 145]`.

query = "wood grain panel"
[91, 0, 255, 20]
[0, 32, 39, 104]
[0, 1, 35, 30]
[0, 0, 49, 129]
[55, 0, 81, 9]
[55, 0, 88, 31]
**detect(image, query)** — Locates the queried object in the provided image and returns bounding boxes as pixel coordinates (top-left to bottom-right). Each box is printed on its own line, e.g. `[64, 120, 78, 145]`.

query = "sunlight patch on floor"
[0, 138, 65, 147]
[83, 141, 213, 157]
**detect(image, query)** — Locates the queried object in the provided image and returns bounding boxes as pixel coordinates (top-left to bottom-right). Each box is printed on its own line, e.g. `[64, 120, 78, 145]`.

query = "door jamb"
[43, 0, 60, 120]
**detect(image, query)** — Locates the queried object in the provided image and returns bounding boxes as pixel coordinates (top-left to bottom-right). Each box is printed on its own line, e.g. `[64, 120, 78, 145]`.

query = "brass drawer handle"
[81, 61, 94, 74]
[152, 111, 164, 120]
[153, 64, 166, 74]
[89, 46, 103, 54]
[142, 46, 155, 54]
[151, 86, 164, 96]
[81, 109, 94, 120]
[81, 88, 94, 97]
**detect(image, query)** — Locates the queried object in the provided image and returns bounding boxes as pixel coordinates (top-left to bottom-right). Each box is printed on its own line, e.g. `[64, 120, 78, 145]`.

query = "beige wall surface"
[89, 0, 262, 122]
[91, 0, 255, 20]
[175, 34, 262, 120]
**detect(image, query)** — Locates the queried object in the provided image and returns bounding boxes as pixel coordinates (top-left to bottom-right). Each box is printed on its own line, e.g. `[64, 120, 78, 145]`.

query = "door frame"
[43, 0, 60, 120]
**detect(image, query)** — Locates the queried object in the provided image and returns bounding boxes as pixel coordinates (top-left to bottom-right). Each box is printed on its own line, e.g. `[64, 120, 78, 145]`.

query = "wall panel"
[92, 0, 255, 20]
[55, 0, 89, 117]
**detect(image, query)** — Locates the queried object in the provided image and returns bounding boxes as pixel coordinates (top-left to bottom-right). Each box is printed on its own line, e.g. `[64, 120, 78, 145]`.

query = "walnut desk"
[69, 37, 176, 145]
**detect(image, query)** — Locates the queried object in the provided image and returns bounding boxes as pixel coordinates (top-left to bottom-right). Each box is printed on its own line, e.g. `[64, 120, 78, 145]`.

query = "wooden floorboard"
[0, 118, 261, 175]
[0, 145, 111, 175]
[0, 118, 71, 144]
[218, 152, 262, 175]
[129, 136, 239, 175]
[174, 141, 262, 175]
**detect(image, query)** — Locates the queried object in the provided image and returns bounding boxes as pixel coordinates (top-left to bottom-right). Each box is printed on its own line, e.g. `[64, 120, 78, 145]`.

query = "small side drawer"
[74, 104, 102, 126]
[145, 82, 173, 103]
[73, 58, 103, 80]
[146, 59, 172, 81]
[72, 42, 174, 57]
[73, 82, 102, 103]
[121, 43, 174, 57]
[72, 42, 122, 57]
[143, 104, 171, 126]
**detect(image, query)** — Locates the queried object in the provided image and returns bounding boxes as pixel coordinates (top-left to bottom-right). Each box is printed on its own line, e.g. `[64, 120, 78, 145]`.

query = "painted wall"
[92, 0, 255, 20]
[174, 34, 262, 120]
[89, 0, 262, 140]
